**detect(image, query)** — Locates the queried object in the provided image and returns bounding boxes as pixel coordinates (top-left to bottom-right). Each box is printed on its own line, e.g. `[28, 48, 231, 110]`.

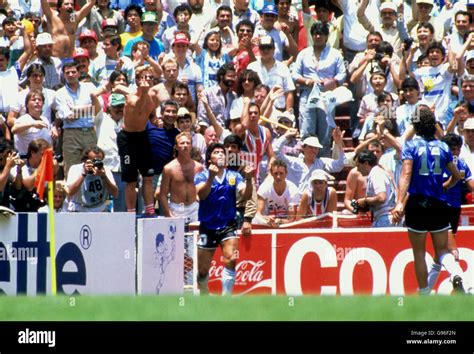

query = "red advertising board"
[208, 228, 474, 295]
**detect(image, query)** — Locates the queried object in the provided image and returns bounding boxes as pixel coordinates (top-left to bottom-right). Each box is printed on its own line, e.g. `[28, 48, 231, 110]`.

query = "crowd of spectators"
[0, 0, 473, 230]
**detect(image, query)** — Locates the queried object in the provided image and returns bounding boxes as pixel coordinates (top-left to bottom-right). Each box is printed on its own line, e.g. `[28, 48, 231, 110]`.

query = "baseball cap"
[260, 4, 278, 16]
[172, 32, 190, 45]
[380, 2, 397, 12]
[466, 50, 474, 63]
[101, 18, 118, 29]
[416, 0, 434, 5]
[73, 47, 89, 59]
[303, 136, 323, 148]
[110, 94, 125, 107]
[464, 118, 474, 130]
[259, 35, 275, 47]
[36, 32, 54, 46]
[141, 11, 158, 23]
[177, 107, 191, 118]
[309, 169, 334, 183]
[79, 29, 98, 43]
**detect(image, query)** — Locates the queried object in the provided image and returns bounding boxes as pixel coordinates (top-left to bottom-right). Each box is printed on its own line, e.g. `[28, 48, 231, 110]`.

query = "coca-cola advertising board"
[207, 228, 474, 295]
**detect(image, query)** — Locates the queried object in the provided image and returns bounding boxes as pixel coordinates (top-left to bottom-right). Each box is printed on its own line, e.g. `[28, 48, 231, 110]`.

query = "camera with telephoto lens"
[88, 158, 104, 174]
[350, 199, 360, 214]
[92, 158, 103, 169]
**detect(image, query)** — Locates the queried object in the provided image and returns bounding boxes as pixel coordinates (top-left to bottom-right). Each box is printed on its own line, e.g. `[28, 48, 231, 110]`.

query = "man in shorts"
[116, 65, 156, 215]
[158, 132, 204, 224]
[195, 143, 253, 295]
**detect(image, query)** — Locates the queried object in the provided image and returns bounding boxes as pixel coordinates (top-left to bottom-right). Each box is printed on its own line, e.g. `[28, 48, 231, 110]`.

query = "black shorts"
[447, 205, 462, 235]
[117, 130, 154, 183]
[405, 195, 449, 233]
[197, 221, 238, 249]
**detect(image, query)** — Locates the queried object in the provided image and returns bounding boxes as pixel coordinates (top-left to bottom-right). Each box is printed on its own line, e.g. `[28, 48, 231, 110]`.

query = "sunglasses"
[259, 45, 274, 51]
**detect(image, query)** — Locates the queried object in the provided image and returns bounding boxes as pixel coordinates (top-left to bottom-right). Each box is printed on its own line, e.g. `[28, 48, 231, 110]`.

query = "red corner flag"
[34, 148, 54, 200]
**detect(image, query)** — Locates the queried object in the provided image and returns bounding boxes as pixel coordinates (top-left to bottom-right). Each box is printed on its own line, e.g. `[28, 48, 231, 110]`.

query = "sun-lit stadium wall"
[136, 218, 184, 295]
[0, 213, 184, 296]
[204, 228, 474, 295]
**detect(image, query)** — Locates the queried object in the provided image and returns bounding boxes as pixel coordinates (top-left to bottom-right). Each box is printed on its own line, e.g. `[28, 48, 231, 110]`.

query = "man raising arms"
[158, 132, 204, 224]
[195, 143, 253, 295]
[116, 65, 156, 215]
[41, 0, 96, 58]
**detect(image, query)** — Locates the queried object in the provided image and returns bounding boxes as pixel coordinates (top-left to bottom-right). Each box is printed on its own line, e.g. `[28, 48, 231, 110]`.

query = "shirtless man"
[344, 139, 383, 213]
[150, 57, 179, 105]
[115, 65, 157, 215]
[157, 132, 204, 224]
[41, 0, 95, 58]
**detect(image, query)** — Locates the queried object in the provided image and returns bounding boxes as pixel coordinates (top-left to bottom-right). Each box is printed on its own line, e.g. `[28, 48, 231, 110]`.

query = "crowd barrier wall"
[203, 227, 474, 296]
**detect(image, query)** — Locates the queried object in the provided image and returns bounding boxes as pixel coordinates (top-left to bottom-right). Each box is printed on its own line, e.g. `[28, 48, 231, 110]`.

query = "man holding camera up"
[66, 146, 118, 212]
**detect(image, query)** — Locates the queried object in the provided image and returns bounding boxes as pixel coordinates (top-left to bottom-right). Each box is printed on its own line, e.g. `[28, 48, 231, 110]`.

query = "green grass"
[1, 295, 474, 321]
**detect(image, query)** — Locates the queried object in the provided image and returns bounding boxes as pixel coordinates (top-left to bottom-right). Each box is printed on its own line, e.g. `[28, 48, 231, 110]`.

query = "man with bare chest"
[116, 65, 157, 215]
[158, 132, 204, 224]
[41, 0, 95, 58]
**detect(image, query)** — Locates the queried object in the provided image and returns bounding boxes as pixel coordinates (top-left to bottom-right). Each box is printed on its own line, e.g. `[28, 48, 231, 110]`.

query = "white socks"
[222, 268, 236, 296]
[439, 253, 463, 282]
[427, 263, 442, 291]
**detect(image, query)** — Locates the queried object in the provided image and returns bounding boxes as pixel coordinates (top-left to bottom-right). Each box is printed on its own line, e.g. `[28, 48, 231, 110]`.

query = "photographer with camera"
[354, 149, 398, 227]
[0, 138, 23, 208]
[66, 146, 118, 212]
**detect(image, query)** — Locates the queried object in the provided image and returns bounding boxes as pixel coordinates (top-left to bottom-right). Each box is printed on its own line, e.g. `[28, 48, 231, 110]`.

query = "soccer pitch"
[1, 295, 474, 321]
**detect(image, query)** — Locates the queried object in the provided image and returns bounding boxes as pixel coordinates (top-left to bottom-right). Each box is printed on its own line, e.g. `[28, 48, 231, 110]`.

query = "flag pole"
[35, 148, 57, 295]
[48, 179, 57, 296]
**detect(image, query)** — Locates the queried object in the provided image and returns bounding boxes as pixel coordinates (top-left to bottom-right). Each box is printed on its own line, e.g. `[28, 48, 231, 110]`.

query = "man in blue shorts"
[393, 105, 466, 294]
[195, 143, 254, 295]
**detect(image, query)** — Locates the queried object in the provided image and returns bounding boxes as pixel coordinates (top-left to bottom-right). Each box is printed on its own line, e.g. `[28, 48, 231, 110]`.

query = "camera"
[403, 37, 414, 51]
[92, 158, 103, 169]
[374, 53, 384, 61]
[350, 199, 360, 214]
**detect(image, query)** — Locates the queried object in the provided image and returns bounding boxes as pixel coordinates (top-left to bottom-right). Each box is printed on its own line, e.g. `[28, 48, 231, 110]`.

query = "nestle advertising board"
[207, 228, 474, 295]
[0, 213, 136, 295]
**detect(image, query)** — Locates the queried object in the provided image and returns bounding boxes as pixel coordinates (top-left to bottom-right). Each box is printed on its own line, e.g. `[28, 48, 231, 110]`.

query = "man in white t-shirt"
[66, 146, 118, 212]
[255, 158, 300, 227]
[248, 35, 295, 112]
[354, 149, 397, 227]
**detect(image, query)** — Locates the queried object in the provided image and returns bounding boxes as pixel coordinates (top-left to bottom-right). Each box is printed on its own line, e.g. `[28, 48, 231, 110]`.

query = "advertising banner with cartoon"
[137, 218, 185, 295]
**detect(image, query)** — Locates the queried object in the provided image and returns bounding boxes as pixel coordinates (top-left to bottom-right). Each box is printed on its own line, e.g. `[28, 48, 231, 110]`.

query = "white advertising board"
[137, 218, 185, 295]
[0, 213, 136, 295]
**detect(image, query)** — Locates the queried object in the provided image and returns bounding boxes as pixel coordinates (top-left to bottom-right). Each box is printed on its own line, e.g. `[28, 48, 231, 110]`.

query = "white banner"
[0, 213, 136, 295]
[137, 218, 185, 295]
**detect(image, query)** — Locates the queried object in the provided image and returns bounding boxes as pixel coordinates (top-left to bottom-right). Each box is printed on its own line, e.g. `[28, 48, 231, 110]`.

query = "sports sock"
[127, 208, 136, 213]
[222, 267, 236, 296]
[427, 263, 442, 291]
[439, 253, 463, 281]
[145, 204, 155, 215]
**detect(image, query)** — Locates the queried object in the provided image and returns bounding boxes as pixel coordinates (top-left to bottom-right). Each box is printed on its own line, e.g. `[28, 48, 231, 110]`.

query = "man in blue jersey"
[425, 133, 474, 293]
[393, 105, 466, 294]
[195, 143, 254, 295]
